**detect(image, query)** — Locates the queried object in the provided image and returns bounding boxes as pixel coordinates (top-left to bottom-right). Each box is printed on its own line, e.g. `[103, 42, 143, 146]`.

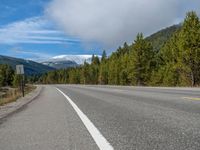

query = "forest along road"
[0, 85, 200, 150]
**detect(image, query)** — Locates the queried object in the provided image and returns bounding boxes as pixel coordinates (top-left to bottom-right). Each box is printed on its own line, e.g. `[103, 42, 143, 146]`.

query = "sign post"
[16, 65, 25, 97]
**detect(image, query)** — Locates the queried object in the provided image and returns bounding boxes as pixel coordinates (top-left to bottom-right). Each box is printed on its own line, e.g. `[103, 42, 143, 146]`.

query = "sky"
[0, 0, 199, 61]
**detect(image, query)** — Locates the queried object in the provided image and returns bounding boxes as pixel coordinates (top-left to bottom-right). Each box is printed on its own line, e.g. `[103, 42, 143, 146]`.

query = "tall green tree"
[99, 51, 108, 84]
[179, 11, 200, 86]
[0, 64, 14, 86]
[151, 32, 184, 86]
[129, 33, 154, 85]
[119, 53, 129, 85]
[101, 50, 107, 62]
[81, 62, 90, 84]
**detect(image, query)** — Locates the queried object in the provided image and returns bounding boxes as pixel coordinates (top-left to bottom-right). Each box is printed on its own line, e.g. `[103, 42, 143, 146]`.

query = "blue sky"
[0, 0, 199, 61]
[0, 0, 102, 61]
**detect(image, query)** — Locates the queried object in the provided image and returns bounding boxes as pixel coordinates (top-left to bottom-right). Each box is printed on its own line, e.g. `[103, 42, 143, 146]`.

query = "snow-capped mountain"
[42, 55, 100, 69]
[51, 55, 94, 64]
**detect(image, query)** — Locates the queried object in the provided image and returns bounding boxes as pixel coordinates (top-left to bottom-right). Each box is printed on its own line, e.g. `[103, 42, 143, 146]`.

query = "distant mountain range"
[0, 55, 55, 75]
[42, 55, 99, 69]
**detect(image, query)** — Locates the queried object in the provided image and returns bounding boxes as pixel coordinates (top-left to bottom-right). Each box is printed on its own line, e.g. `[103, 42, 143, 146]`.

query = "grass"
[0, 85, 36, 106]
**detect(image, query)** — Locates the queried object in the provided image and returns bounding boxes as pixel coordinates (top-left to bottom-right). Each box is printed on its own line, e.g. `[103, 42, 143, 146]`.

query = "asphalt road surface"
[0, 85, 200, 150]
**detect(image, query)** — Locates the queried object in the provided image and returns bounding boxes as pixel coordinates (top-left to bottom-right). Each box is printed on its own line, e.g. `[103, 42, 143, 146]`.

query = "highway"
[0, 85, 200, 150]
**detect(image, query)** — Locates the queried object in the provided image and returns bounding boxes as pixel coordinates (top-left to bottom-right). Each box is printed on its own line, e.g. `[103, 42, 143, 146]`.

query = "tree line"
[0, 64, 24, 87]
[39, 11, 200, 87]
[0, 64, 37, 88]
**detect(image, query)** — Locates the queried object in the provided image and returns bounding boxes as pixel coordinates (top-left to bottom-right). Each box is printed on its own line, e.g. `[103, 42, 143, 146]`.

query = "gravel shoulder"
[0, 85, 42, 120]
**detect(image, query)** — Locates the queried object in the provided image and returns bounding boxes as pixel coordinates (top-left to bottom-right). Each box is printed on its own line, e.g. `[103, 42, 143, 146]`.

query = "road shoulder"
[0, 85, 43, 120]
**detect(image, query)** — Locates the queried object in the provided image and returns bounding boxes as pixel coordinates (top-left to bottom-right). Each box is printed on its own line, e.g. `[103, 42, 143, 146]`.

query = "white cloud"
[0, 16, 80, 45]
[12, 47, 51, 57]
[11, 47, 53, 61]
[46, 0, 200, 48]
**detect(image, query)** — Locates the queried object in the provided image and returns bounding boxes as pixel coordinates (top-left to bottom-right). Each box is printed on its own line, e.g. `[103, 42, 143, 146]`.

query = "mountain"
[0, 55, 55, 75]
[146, 24, 181, 51]
[42, 55, 98, 69]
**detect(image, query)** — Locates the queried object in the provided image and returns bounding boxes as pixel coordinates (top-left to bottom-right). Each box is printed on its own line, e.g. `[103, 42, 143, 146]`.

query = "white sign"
[16, 65, 24, 75]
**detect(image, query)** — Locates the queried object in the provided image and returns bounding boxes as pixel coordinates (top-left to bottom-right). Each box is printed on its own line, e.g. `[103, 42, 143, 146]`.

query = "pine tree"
[81, 61, 90, 84]
[129, 33, 154, 85]
[152, 32, 184, 86]
[123, 42, 130, 54]
[179, 11, 200, 86]
[119, 53, 129, 85]
[101, 50, 107, 62]
[99, 50, 108, 84]
[0, 64, 14, 86]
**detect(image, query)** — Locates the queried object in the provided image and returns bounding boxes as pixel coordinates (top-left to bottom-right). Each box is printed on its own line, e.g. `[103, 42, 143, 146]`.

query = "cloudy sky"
[0, 0, 199, 61]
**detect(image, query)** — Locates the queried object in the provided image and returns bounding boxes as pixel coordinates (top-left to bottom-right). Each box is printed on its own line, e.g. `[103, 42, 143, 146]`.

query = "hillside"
[0, 55, 55, 75]
[146, 24, 181, 51]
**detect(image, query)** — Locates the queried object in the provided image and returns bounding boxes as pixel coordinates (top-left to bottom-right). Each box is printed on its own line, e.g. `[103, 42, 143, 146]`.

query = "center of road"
[56, 88, 114, 150]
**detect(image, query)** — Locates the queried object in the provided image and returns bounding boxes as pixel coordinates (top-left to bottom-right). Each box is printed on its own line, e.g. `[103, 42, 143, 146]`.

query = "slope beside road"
[0, 85, 200, 150]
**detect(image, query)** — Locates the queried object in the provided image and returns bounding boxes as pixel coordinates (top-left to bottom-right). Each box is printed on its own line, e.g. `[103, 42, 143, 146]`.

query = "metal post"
[20, 75, 24, 97]
[22, 75, 25, 97]
[16, 65, 25, 97]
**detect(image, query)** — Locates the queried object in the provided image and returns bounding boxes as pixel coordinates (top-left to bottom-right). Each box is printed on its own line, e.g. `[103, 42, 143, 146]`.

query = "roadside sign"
[16, 65, 24, 75]
[16, 65, 25, 97]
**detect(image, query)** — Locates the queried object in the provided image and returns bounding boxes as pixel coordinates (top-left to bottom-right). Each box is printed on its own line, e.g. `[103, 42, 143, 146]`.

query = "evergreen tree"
[0, 64, 14, 86]
[81, 62, 90, 84]
[152, 32, 184, 86]
[91, 55, 100, 65]
[99, 50, 108, 84]
[129, 33, 154, 85]
[123, 42, 130, 54]
[179, 11, 200, 86]
[101, 50, 107, 62]
[99, 61, 108, 84]
[119, 53, 129, 85]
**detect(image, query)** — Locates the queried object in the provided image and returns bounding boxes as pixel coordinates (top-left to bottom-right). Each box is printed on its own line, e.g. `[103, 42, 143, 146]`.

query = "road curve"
[0, 85, 200, 150]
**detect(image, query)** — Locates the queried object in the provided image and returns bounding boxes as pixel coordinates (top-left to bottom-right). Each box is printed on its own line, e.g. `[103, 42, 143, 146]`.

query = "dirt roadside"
[0, 85, 43, 120]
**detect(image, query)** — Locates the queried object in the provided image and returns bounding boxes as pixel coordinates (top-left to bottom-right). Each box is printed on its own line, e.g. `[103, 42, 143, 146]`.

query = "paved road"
[0, 85, 200, 150]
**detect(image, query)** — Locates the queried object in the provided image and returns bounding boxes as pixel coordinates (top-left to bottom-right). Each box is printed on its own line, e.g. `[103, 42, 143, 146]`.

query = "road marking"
[182, 97, 200, 101]
[56, 88, 114, 150]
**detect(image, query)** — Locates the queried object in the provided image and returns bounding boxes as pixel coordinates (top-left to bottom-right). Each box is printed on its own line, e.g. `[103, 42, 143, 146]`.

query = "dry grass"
[0, 85, 36, 106]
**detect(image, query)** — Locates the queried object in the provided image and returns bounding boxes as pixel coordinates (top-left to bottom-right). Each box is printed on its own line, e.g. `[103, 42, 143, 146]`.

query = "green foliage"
[152, 11, 200, 86]
[99, 51, 108, 84]
[0, 64, 14, 87]
[129, 33, 154, 85]
[12, 74, 22, 87]
[179, 11, 200, 86]
[101, 50, 107, 62]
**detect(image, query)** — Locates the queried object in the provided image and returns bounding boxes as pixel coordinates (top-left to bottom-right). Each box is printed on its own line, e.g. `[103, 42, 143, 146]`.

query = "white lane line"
[56, 88, 114, 150]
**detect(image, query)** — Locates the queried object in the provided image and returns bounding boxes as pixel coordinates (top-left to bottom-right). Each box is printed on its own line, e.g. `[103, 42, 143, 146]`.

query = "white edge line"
[56, 88, 114, 150]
